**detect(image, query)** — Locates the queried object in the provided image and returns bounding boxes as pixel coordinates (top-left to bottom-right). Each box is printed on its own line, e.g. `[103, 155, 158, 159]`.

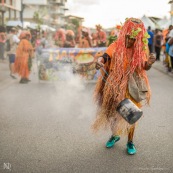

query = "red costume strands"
[92, 18, 151, 135]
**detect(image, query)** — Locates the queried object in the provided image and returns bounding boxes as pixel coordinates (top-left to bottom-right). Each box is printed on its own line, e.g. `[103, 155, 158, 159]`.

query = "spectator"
[147, 26, 154, 53]
[167, 25, 173, 39]
[40, 33, 48, 48]
[35, 34, 41, 48]
[154, 29, 163, 61]
[162, 25, 173, 66]
[0, 26, 6, 62]
[95, 24, 107, 47]
[6, 27, 20, 79]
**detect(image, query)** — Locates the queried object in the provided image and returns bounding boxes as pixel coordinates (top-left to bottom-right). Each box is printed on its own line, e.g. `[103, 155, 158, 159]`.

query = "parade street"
[0, 61, 173, 173]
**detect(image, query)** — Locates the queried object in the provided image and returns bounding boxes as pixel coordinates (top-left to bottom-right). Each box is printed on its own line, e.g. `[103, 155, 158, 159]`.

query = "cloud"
[66, 0, 170, 28]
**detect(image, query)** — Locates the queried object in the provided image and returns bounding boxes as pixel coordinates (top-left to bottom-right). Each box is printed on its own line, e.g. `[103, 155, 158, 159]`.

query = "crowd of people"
[53, 24, 120, 48]
[147, 24, 173, 72]
[0, 21, 173, 84]
[1, 17, 173, 156]
[0, 24, 120, 83]
[0, 26, 35, 83]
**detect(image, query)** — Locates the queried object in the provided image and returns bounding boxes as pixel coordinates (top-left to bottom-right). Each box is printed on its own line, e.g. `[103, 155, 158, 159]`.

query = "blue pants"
[8, 54, 15, 63]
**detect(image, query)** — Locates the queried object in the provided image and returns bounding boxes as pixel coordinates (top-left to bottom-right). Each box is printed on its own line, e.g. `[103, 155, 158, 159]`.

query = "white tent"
[41, 25, 56, 32]
[28, 23, 55, 31]
[6, 21, 30, 28]
[141, 15, 156, 30]
[28, 23, 38, 29]
[7, 21, 55, 31]
[157, 19, 172, 29]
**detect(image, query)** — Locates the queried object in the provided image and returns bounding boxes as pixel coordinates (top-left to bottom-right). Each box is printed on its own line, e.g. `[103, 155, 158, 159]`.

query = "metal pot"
[116, 98, 143, 124]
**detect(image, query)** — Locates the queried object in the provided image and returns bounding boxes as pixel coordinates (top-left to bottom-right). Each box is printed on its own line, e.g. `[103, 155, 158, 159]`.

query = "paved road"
[0, 61, 173, 173]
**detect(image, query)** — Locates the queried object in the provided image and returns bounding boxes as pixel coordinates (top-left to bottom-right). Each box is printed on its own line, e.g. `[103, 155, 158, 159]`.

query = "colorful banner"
[37, 47, 106, 81]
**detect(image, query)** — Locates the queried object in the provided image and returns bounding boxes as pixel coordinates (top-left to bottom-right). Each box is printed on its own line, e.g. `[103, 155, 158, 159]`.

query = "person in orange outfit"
[95, 24, 107, 47]
[64, 30, 76, 48]
[92, 18, 156, 155]
[78, 27, 92, 48]
[54, 28, 66, 47]
[15, 31, 34, 83]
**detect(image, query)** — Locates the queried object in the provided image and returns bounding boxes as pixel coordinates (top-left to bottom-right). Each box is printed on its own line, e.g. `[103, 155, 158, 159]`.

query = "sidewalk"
[152, 61, 173, 78]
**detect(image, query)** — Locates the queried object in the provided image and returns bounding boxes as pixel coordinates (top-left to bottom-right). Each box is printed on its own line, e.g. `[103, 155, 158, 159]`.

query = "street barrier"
[36, 47, 106, 81]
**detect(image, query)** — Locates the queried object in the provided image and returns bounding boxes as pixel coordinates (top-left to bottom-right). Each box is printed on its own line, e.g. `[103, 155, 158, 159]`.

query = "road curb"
[152, 62, 173, 78]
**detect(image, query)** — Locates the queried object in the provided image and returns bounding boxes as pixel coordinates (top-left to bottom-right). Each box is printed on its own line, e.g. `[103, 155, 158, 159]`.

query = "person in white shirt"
[7, 27, 20, 79]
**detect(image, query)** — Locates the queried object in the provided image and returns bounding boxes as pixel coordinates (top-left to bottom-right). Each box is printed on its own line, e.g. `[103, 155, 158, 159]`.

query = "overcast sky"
[66, 0, 171, 28]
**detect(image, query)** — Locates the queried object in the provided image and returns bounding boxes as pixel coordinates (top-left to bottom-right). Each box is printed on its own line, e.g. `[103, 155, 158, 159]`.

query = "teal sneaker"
[126, 141, 136, 155]
[106, 135, 120, 148]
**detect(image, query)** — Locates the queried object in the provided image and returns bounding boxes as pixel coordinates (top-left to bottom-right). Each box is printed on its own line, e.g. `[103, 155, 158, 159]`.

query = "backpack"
[6, 39, 11, 51]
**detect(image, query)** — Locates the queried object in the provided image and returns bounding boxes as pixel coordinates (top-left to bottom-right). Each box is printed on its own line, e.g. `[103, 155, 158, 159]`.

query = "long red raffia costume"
[92, 18, 151, 135]
[15, 32, 34, 79]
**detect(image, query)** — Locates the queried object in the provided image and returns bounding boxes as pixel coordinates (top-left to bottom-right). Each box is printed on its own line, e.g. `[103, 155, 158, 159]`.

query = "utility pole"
[20, 0, 25, 28]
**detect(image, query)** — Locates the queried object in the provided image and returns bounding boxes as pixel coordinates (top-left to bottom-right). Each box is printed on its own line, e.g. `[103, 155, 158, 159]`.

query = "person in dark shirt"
[147, 26, 154, 53]
[154, 29, 163, 61]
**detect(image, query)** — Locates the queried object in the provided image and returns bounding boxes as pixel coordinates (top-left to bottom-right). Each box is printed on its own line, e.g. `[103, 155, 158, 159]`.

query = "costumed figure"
[78, 27, 92, 48]
[54, 28, 66, 47]
[75, 26, 82, 46]
[95, 24, 107, 47]
[91, 33, 98, 47]
[162, 25, 173, 71]
[92, 18, 156, 155]
[64, 30, 76, 48]
[14, 31, 34, 84]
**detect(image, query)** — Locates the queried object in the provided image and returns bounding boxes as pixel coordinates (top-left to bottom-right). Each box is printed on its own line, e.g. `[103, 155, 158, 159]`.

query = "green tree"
[66, 18, 80, 35]
[33, 11, 43, 26]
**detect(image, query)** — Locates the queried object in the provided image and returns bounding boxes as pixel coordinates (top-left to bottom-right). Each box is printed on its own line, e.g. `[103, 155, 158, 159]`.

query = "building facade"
[0, 0, 21, 26]
[0, 0, 84, 30]
[22, 0, 69, 28]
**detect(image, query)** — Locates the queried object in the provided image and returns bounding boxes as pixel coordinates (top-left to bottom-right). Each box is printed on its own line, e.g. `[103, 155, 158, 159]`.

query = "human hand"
[95, 57, 104, 70]
[147, 53, 156, 65]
